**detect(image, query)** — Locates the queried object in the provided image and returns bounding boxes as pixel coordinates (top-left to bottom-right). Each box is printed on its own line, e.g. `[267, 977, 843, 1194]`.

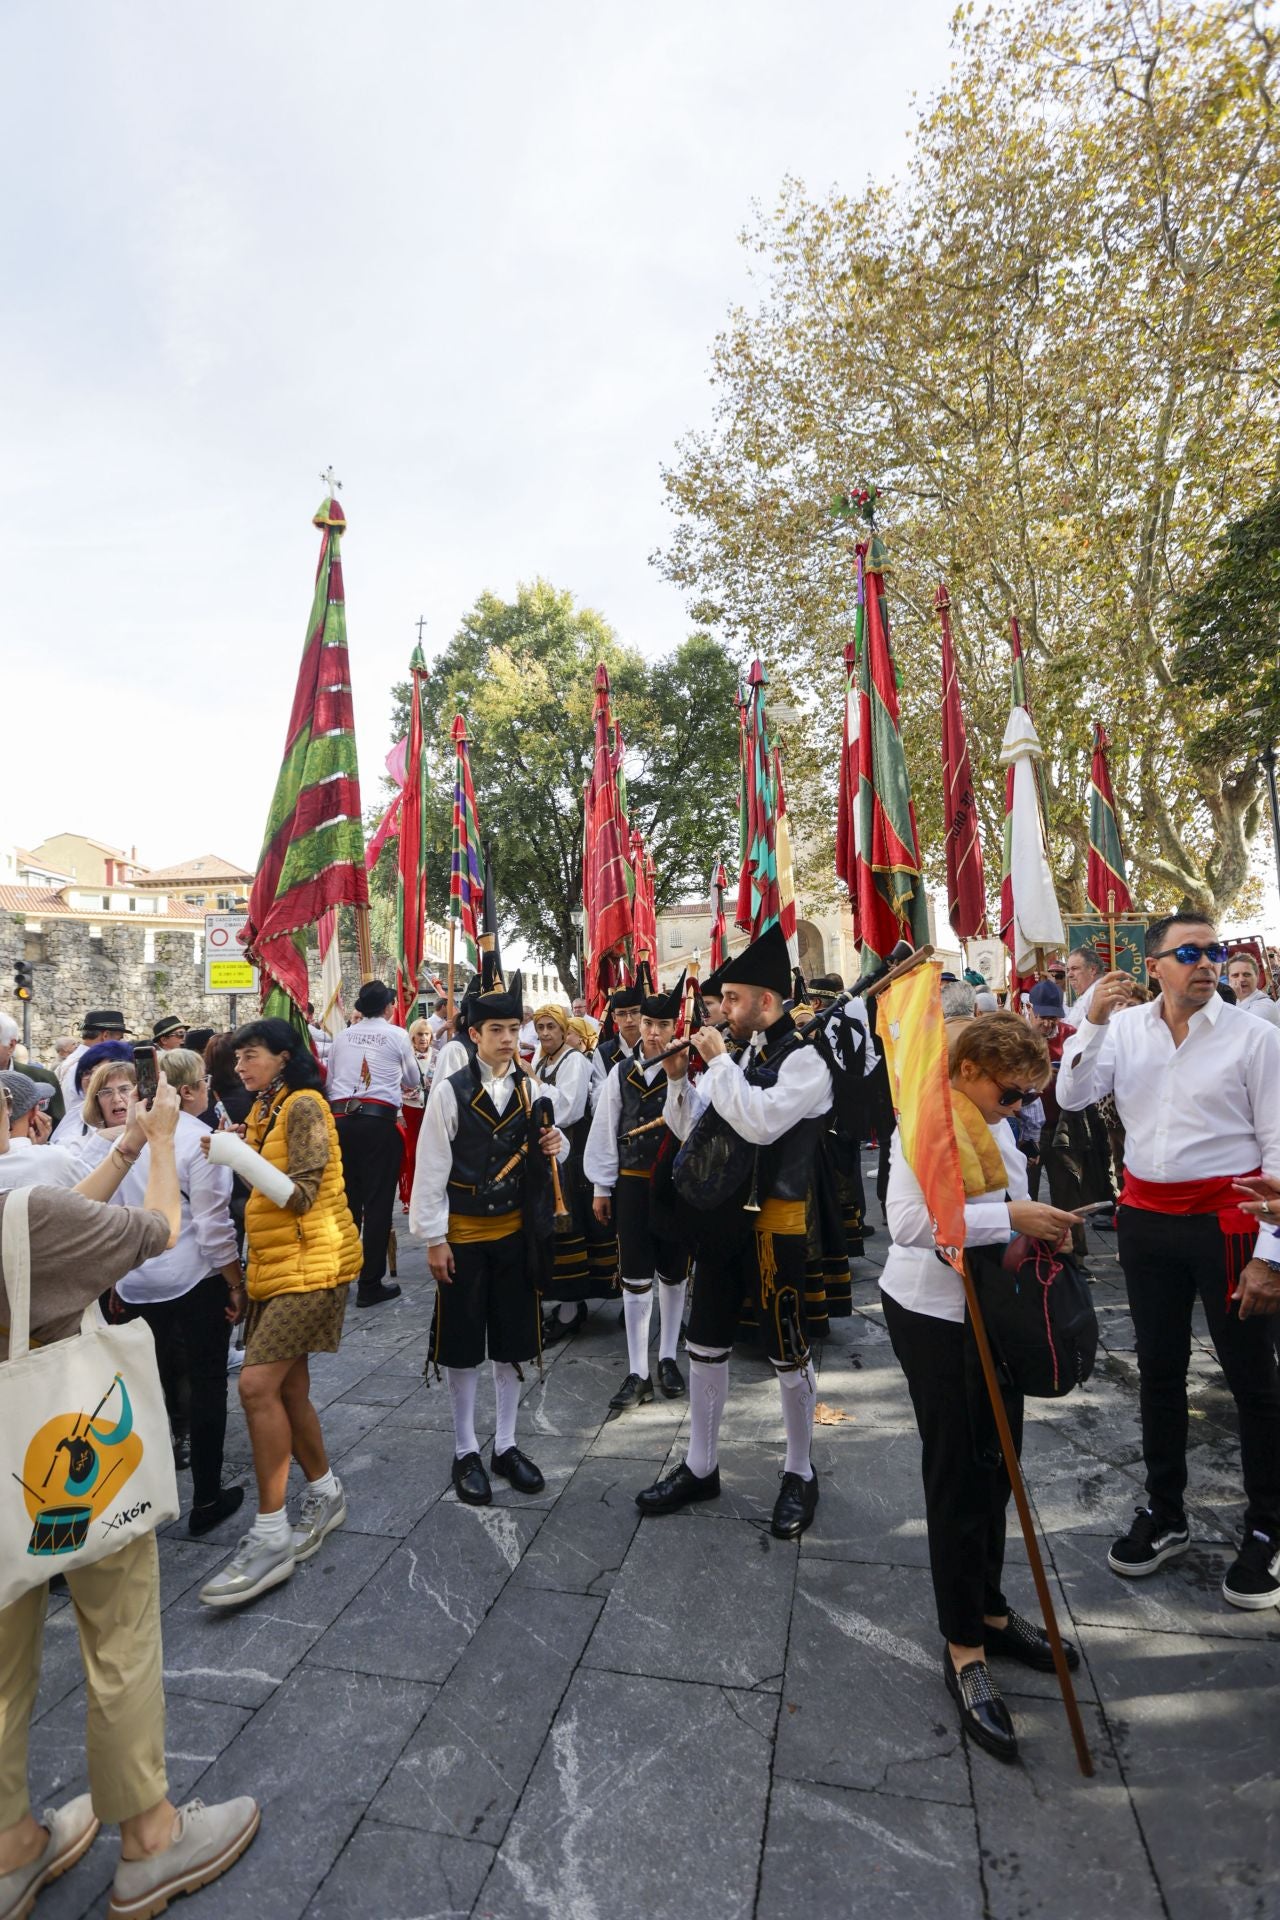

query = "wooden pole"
[354, 903, 374, 984]
[1107, 889, 1117, 971]
[446, 920, 456, 1026]
[958, 1252, 1095, 1778]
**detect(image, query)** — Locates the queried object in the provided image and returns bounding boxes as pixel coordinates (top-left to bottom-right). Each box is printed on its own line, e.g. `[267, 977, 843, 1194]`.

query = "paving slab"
[477, 1668, 774, 1920]
[302, 1822, 493, 1920]
[510, 1454, 644, 1595]
[584, 1506, 796, 1689]
[370, 1584, 601, 1843]
[757, 1776, 986, 1920]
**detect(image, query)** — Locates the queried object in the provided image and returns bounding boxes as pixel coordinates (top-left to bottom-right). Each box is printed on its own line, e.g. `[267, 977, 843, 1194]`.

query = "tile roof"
[0, 886, 206, 923]
[133, 853, 252, 885]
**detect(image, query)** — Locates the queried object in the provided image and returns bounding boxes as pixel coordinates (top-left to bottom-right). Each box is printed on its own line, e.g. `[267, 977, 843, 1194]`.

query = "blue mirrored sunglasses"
[1151, 942, 1229, 966]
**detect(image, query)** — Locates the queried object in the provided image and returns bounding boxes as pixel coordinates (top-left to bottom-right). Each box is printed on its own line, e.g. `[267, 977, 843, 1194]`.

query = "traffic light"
[13, 961, 33, 1002]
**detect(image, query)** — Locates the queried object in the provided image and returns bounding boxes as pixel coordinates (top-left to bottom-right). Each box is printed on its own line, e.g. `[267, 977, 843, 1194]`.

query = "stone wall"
[5, 916, 401, 1056]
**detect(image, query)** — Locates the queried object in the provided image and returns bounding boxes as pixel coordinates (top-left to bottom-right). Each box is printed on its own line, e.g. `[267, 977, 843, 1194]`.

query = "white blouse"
[879, 1117, 1024, 1325]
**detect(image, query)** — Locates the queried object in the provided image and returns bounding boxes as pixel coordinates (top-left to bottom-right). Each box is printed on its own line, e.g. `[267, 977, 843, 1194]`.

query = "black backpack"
[970, 1235, 1098, 1398]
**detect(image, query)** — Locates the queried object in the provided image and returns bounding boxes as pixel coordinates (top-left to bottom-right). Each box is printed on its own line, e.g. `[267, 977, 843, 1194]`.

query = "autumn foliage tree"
[658, 0, 1280, 917]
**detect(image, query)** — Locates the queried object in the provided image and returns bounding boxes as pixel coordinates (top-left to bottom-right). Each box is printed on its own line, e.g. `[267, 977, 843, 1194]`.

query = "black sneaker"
[1222, 1530, 1280, 1611]
[1107, 1506, 1190, 1577]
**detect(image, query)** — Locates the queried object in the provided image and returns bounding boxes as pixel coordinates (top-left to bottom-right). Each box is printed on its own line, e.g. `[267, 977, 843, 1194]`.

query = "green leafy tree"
[372, 581, 742, 994]
[1175, 482, 1280, 763]
[658, 0, 1279, 917]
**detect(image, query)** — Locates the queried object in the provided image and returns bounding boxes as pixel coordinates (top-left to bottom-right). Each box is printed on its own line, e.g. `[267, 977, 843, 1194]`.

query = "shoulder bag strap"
[2, 1187, 33, 1361]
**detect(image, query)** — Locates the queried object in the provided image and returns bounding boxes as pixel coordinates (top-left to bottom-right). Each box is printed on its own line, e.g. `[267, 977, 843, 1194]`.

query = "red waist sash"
[1121, 1169, 1260, 1237]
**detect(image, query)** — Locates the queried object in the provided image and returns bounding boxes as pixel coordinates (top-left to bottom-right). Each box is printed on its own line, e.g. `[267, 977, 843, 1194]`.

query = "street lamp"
[570, 908, 584, 997]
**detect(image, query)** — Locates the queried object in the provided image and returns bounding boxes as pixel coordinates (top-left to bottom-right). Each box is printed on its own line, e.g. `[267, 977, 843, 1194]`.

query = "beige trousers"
[0, 1532, 167, 1828]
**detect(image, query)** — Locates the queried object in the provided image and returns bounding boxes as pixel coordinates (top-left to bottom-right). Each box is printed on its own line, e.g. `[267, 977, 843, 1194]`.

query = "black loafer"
[943, 1653, 1018, 1763]
[609, 1371, 654, 1411]
[771, 1466, 819, 1540]
[451, 1451, 492, 1506]
[357, 1281, 402, 1308]
[635, 1462, 720, 1516]
[491, 1445, 545, 1495]
[656, 1358, 686, 1399]
[541, 1303, 588, 1346]
[984, 1609, 1080, 1673]
[188, 1486, 245, 1537]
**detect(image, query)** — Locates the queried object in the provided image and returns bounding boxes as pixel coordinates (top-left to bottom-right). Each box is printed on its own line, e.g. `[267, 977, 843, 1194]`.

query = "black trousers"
[336, 1110, 402, 1289]
[130, 1276, 232, 1508]
[882, 1290, 1023, 1647]
[688, 1226, 808, 1365]
[614, 1174, 685, 1283]
[429, 1231, 539, 1369]
[1117, 1206, 1280, 1537]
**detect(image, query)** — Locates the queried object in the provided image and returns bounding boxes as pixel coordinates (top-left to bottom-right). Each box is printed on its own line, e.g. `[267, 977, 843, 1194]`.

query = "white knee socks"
[774, 1359, 816, 1480]
[445, 1365, 480, 1459]
[685, 1343, 730, 1479]
[492, 1360, 521, 1455]
[656, 1276, 687, 1364]
[622, 1284, 653, 1376]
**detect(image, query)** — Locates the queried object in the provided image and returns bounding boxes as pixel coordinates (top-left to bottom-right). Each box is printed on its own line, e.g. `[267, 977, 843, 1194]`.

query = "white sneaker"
[0, 1795, 98, 1920]
[108, 1797, 259, 1920]
[290, 1479, 346, 1562]
[198, 1532, 295, 1610]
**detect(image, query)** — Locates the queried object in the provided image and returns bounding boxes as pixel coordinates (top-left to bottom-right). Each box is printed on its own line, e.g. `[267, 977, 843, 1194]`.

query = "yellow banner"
[878, 962, 966, 1268]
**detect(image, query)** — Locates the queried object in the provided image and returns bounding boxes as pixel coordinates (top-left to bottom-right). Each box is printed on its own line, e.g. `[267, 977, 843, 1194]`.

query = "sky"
[3, 0, 960, 873]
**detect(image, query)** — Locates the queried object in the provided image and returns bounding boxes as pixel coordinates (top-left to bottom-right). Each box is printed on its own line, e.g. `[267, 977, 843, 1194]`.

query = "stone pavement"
[26, 1185, 1280, 1919]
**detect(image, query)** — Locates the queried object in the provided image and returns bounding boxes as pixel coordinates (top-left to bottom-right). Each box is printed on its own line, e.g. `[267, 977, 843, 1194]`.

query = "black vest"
[596, 1034, 637, 1077]
[617, 1058, 669, 1173]
[445, 1062, 532, 1217]
[746, 1015, 828, 1203]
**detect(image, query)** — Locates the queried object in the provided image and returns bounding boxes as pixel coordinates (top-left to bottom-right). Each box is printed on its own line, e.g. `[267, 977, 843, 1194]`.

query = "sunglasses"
[1150, 942, 1229, 966]
[995, 1085, 1038, 1107]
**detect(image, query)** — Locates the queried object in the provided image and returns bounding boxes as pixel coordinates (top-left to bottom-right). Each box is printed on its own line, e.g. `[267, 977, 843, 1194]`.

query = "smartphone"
[132, 1043, 159, 1107]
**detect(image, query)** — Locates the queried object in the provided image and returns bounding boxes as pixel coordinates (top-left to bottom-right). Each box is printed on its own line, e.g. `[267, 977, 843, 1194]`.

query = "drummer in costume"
[409, 968, 567, 1507]
[636, 924, 833, 1539]
[584, 971, 689, 1410]
[532, 1004, 619, 1345]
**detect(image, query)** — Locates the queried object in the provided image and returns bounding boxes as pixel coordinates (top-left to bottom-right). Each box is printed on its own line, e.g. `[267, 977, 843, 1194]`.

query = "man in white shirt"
[1057, 912, 1280, 1609]
[409, 970, 566, 1508]
[634, 924, 833, 1540]
[570, 996, 601, 1034]
[0, 1072, 84, 1190]
[1227, 951, 1280, 1028]
[328, 981, 421, 1308]
[583, 973, 689, 1408]
[1059, 946, 1104, 1029]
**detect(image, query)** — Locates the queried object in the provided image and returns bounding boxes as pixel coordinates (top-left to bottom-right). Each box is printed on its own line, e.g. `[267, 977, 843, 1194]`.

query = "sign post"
[204, 914, 259, 1019]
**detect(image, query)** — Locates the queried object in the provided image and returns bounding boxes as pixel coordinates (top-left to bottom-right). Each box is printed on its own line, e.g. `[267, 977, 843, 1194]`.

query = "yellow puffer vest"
[243, 1088, 363, 1302]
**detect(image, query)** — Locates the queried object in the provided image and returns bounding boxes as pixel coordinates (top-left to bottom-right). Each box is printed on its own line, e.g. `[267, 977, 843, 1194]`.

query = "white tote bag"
[1, 1188, 180, 1608]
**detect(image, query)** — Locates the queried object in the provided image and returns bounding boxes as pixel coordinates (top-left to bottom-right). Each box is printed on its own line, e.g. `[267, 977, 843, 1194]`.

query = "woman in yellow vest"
[195, 1019, 362, 1610]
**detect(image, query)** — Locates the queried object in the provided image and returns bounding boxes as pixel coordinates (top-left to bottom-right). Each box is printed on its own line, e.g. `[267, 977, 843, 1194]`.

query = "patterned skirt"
[244, 1282, 351, 1366]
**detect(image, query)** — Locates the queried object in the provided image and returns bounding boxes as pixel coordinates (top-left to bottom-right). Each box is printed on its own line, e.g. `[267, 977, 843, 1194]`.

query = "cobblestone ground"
[27, 1171, 1280, 1919]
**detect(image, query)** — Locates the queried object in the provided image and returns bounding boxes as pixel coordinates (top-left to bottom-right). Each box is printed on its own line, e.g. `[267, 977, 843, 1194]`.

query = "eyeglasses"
[995, 1085, 1038, 1107]
[1150, 942, 1229, 966]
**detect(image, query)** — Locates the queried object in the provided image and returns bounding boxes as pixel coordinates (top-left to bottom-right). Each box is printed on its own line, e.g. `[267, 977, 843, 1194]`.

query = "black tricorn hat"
[469, 968, 524, 1026]
[609, 982, 645, 1012]
[82, 1009, 130, 1036]
[700, 966, 725, 1000]
[642, 969, 685, 1020]
[717, 923, 792, 999]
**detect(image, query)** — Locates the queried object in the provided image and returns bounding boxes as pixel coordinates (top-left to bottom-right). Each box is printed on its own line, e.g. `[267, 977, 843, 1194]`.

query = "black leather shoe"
[656, 1358, 686, 1399]
[491, 1446, 545, 1495]
[943, 1653, 1018, 1763]
[609, 1371, 654, 1411]
[861, 1222, 878, 1239]
[541, 1302, 588, 1346]
[984, 1609, 1080, 1673]
[635, 1462, 720, 1515]
[451, 1451, 492, 1506]
[357, 1281, 402, 1308]
[188, 1486, 245, 1537]
[771, 1466, 820, 1540]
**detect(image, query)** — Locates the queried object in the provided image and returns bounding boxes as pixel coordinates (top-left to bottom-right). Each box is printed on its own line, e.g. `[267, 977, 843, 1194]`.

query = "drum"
[28, 1505, 92, 1557]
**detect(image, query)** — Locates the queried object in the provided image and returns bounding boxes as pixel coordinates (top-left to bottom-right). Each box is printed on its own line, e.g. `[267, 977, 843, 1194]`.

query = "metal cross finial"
[319, 466, 342, 494]
[416, 614, 428, 644]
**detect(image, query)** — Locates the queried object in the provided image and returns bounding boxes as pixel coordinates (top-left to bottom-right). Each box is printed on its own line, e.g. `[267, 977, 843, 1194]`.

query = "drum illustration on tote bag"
[16, 1371, 143, 1558]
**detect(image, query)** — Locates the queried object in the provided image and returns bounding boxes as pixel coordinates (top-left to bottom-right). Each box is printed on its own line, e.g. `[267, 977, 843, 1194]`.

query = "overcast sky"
[4, 1, 957, 872]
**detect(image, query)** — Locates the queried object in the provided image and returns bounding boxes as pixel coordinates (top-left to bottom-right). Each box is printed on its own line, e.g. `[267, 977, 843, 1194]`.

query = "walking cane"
[867, 950, 1094, 1778]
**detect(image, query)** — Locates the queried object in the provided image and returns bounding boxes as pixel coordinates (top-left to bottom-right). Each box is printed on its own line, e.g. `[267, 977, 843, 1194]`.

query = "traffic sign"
[204, 913, 258, 995]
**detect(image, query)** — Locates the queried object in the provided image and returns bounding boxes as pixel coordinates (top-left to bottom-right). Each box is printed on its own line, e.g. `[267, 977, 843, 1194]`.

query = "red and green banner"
[1087, 723, 1132, 917]
[450, 714, 486, 968]
[630, 828, 658, 983]
[843, 539, 928, 974]
[709, 858, 728, 972]
[245, 494, 369, 1019]
[394, 644, 430, 1024]
[736, 659, 782, 938]
[582, 663, 633, 1013]
[936, 582, 988, 940]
